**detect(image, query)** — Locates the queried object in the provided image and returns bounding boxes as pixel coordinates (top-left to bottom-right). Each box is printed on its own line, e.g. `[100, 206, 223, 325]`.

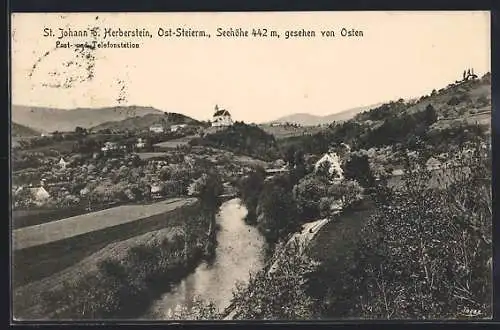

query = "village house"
[149, 124, 165, 134]
[101, 141, 119, 152]
[150, 183, 165, 199]
[170, 124, 188, 132]
[392, 168, 405, 176]
[314, 149, 344, 182]
[426, 157, 442, 171]
[270, 122, 285, 127]
[15, 180, 51, 206]
[212, 104, 233, 127]
[136, 138, 146, 149]
[58, 157, 68, 169]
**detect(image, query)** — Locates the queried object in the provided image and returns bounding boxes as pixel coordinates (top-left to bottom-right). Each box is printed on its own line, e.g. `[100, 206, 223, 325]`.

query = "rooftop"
[214, 110, 231, 117]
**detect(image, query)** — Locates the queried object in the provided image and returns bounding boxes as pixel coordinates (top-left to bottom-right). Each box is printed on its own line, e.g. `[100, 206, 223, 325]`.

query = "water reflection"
[147, 198, 265, 318]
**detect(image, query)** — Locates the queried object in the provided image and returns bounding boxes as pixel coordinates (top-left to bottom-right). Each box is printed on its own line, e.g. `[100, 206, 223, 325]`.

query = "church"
[211, 104, 233, 127]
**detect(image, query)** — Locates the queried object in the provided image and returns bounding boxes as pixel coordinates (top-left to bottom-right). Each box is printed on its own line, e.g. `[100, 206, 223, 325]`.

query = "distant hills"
[90, 112, 201, 132]
[11, 105, 164, 133]
[12, 122, 40, 137]
[268, 103, 384, 126]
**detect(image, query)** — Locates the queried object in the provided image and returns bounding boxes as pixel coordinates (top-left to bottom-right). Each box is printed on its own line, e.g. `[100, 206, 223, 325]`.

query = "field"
[308, 199, 376, 263]
[232, 154, 270, 168]
[259, 125, 324, 140]
[154, 135, 197, 149]
[13, 198, 201, 288]
[433, 111, 491, 131]
[14, 225, 184, 319]
[13, 197, 196, 251]
[12, 202, 123, 229]
[386, 166, 473, 190]
[135, 152, 169, 160]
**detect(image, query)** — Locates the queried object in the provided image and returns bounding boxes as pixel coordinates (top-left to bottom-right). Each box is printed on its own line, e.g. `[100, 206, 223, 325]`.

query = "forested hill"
[90, 112, 201, 133]
[190, 122, 280, 161]
[279, 73, 491, 155]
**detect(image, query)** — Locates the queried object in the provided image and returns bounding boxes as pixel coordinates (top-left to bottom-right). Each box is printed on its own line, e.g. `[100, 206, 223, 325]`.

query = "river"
[145, 198, 266, 319]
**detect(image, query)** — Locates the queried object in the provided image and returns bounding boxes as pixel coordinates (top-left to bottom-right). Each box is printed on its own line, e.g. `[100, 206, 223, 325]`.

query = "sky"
[11, 11, 491, 123]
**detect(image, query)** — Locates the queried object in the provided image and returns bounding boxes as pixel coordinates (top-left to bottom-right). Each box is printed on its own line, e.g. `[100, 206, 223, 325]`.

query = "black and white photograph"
[10, 11, 492, 320]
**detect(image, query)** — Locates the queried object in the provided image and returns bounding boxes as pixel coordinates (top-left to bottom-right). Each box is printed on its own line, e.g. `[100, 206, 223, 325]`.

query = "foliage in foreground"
[229, 240, 320, 320]
[312, 141, 492, 319]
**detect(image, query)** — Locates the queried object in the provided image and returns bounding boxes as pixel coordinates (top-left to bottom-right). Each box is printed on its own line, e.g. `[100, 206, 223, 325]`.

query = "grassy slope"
[307, 199, 376, 263]
[14, 226, 183, 319]
[259, 125, 324, 140]
[12, 122, 40, 137]
[91, 113, 200, 132]
[13, 198, 196, 250]
[13, 199, 200, 288]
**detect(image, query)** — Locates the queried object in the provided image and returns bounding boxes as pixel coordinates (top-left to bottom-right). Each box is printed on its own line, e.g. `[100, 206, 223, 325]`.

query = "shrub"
[355, 143, 491, 319]
[230, 240, 320, 320]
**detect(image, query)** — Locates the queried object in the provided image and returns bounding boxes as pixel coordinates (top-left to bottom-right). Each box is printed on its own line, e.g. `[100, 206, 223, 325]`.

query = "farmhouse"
[58, 157, 68, 169]
[136, 138, 146, 149]
[101, 141, 119, 152]
[171, 124, 187, 132]
[149, 124, 165, 133]
[150, 183, 165, 199]
[426, 157, 442, 171]
[392, 168, 405, 176]
[212, 104, 233, 127]
[314, 150, 344, 181]
[15, 181, 51, 206]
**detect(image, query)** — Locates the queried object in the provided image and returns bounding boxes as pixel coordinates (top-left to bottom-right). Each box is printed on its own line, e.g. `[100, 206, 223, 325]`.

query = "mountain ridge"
[11, 105, 165, 133]
[268, 103, 385, 126]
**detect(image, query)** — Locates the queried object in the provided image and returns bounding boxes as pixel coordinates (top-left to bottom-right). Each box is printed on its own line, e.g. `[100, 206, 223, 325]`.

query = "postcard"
[10, 11, 492, 321]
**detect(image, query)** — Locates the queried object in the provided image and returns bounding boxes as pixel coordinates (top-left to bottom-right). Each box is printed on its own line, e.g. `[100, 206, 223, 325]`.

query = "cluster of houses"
[146, 104, 234, 134]
[149, 123, 189, 134]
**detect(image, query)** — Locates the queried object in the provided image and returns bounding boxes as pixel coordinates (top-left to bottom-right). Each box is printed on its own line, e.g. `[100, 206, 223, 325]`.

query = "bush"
[230, 240, 320, 320]
[256, 175, 299, 244]
[355, 143, 491, 319]
[237, 167, 266, 224]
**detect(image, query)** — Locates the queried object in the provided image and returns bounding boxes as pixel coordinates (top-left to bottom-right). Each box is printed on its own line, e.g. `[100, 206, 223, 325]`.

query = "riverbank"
[145, 198, 265, 319]
[13, 203, 218, 320]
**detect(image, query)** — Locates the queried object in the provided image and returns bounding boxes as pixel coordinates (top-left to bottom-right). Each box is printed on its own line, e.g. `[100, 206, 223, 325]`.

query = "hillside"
[12, 105, 164, 133]
[12, 122, 40, 137]
[190, 122, 280, 161]
[269, 103, 384, 126]
[279, 73, 491, 154]
[90, 112, 201, 132]
[354, 73, 491, 130]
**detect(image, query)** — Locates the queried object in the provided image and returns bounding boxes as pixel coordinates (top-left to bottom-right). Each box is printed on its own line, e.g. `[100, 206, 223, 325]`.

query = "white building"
[58, 157, 68, 169]
[101, 141, 119, 152]
[426, 157, 442, 171]
[149, 124, 165, 133]
[136, 138, 146, 149]
[171, 124, 187, 132]
[16, 180, 51, 206]
[314, 151, 344, 181]
[212, 104, 233, 127]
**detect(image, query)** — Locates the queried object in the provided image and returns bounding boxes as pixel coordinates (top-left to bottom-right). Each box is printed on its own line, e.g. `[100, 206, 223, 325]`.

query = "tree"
[238, 166, 266, 223]
[424, 104, 438, 125]
[75, 126, 88, 135]
[230, 240, 320, 320]
[344, 154, 375, 189]
[292, 174, 328, 220]
[256, 175, 298, 244]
